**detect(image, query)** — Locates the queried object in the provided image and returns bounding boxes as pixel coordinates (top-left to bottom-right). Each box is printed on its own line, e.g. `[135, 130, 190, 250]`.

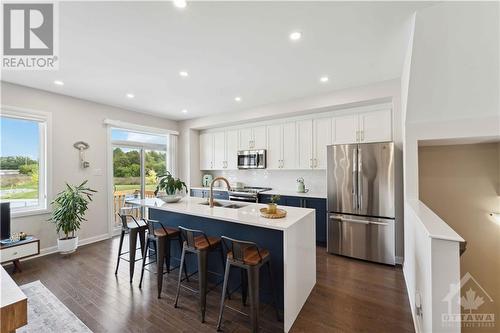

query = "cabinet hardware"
[361, 130, 365, 141]
[314, 158, 318, 168]
[356, 130, 359, 142]
[310, 158, 313, 168]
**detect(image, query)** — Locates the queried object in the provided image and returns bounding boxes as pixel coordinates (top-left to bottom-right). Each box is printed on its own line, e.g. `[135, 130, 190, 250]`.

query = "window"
[0, 110, 49, 215]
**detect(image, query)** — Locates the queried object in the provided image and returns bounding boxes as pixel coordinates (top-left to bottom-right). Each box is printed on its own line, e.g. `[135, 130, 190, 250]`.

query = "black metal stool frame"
[217, 236, 280, 333]
[114, 212, 147, 282]
[174, 226, 226, 323]
[138, 219, 189, 298]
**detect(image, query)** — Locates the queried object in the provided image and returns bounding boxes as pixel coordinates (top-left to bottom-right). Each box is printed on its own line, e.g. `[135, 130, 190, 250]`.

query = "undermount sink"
[199, 201, 246, 209]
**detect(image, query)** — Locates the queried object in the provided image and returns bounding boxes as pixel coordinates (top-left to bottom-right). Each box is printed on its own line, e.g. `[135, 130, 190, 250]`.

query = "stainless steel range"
[228, 187, 272, 203]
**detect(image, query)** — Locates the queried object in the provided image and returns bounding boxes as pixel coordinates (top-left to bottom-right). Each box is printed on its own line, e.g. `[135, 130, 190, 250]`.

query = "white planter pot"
[57, 236, 78, 254]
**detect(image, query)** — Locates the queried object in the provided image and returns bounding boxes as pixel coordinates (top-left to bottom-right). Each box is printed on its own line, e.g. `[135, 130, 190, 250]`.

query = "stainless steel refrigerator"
[326, 142, 395, 265]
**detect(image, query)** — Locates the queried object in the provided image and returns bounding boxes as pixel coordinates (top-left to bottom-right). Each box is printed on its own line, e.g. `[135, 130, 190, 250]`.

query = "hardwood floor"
[9, 237, 414, 333]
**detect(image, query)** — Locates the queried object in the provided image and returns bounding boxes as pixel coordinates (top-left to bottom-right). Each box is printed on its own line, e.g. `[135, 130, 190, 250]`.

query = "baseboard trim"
[403, 264, 420, 333]
[2, 233, 111, 266]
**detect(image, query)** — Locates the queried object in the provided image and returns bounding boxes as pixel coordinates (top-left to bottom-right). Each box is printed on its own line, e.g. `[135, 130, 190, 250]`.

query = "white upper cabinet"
[266, 124, 282, 170]
[334, 114, 358, 144]
[334, 109, 392, 144]
[252, 126, 267, 150]
[199, 105, 392, 171]
[212, 131, 226, 170]
[199, 132, 213, 170]
[297, 119, 313, 169]
[238, 128, 253, 150]
[281, 122, 297, 169]
[266, 122, 297, 169]
[238, 126, 267, 150]
[225, 129, 239, 170]
[313, 118, 333, 169]
[359, 109, 392, 143]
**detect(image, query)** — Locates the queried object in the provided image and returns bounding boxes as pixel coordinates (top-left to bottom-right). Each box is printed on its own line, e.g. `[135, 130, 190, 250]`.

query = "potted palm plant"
[154, 171, 188, 203]
[49, 180, 96, 254]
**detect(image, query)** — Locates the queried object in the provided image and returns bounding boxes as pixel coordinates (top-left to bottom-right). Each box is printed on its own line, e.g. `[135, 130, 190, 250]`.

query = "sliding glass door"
[111, 129, 168, 227]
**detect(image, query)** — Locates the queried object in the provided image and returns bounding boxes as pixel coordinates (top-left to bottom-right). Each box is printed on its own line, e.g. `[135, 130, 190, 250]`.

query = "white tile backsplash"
[208, 169, 327, 194]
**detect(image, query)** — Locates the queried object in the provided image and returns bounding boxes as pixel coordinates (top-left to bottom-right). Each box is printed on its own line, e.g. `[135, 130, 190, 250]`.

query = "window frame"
[1, 106, 52, 218]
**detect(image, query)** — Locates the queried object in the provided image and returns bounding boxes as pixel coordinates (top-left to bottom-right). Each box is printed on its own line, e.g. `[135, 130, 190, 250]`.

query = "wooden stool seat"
[194, 235, 221, 250]
[153, 227, 180, 237]
[227, 248, 270, 266]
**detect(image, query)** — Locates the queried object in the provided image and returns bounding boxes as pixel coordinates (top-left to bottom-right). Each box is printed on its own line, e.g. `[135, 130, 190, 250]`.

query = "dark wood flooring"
[9, 237, 414, 333]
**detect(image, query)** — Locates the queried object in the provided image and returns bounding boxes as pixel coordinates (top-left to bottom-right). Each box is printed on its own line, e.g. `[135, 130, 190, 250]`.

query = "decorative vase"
[57, 236, 78, 254]
[267, 203, 277, 214]
[162, 190, 182, 203]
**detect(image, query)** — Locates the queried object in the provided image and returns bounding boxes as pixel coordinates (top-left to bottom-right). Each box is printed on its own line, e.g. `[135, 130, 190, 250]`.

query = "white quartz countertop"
[126, 196, 314, 231]
[262, 189, 327, 199]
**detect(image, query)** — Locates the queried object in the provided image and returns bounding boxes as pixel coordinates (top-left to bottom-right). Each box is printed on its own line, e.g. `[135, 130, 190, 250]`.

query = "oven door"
[229, 195, 258, 203]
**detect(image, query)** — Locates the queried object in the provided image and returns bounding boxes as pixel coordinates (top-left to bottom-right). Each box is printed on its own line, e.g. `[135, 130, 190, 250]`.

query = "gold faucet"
[209, 176, 231, 208]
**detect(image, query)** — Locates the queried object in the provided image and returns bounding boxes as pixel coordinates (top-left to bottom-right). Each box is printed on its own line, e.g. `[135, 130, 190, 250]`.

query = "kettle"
[202, 174, 213, 187]
[296, 177, 309, 193]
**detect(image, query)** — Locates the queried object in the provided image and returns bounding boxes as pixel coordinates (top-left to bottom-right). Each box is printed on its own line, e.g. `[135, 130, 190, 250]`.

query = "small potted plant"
[155, 171, 188, 203]
[49, 180, 96, 254]
[267, 195, 281, 214]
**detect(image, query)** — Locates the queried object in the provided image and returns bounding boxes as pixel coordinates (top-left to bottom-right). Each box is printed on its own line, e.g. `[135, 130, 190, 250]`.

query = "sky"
[0, 117, 39, 159]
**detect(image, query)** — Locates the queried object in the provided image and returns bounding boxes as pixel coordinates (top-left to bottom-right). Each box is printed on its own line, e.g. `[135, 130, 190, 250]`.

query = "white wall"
[178, 78, 406, 260]
[403, 2, 500, 332]
[1, 82, 178, 253]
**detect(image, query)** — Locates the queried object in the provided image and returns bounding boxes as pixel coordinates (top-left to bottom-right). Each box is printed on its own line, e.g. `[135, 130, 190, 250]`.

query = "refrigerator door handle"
[352, 152, 358, 210]
[357, 146, 362, 211]
[339, 217, 370, 224]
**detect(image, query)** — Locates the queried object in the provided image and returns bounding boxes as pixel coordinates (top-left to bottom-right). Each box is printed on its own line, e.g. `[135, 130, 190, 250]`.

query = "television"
[0, 202, 11, 240]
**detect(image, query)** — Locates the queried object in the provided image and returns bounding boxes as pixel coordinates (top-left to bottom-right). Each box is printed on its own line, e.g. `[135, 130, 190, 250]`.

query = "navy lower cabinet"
[190, 189, 229, 200]
[259, 194, 327, 246]
[190, 189, 205, 198]
[304, 198, 327, 246]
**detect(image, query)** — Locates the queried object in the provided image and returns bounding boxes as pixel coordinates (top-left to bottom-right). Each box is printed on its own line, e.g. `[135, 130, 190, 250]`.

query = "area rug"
[19, 280, 92, 333]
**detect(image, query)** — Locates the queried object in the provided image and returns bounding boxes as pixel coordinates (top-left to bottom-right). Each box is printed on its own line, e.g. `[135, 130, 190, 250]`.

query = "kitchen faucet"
[209, 176, 231, 208]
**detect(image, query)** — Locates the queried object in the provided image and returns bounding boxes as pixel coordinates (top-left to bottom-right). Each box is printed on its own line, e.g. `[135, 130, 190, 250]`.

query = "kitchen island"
[126, 196, 316, 332]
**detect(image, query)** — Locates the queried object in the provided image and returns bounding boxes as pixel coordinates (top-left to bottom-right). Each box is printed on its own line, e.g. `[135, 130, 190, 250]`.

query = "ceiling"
[1, 1, 429, 120]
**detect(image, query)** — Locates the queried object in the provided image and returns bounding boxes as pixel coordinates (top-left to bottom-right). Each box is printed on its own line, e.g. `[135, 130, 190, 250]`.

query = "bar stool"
[138, 219, 189, 298]
[115, 208, 147, 283]
[174, 226, 226, 323]
[217, 236, 280, 333]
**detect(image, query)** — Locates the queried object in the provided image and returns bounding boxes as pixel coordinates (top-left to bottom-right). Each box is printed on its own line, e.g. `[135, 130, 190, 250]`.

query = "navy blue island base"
[149, 208, 285, 309]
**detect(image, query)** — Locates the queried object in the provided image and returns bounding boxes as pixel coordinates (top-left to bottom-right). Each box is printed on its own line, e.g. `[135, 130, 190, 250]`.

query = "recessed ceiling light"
[179, 71, 189, 78]
[234, 97, 242, 102]
[173, 0, 187, 9]
[126, 93, 135, 99]
[289, 31, 302, 41]
[181, 109, 188, 113]
[53, 80, 64, 86]
[320, 76, 329, 83]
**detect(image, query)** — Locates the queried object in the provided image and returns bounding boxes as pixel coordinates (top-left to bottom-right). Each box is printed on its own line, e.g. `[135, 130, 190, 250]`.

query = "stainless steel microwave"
[237, 150, 266, 169]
